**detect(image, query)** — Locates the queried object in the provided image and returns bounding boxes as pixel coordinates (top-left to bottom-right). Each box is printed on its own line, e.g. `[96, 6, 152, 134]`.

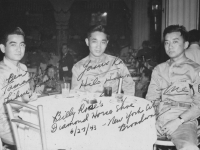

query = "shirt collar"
[3, 57, 21, 72]
[88, 53, 106, 63]
[167, 55, 188, 66]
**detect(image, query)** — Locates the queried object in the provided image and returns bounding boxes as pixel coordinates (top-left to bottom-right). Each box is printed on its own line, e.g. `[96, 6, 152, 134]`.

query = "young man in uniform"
[0, 27, 38, 146]
[72, 25, 135, 96]
[146, 25, 200, 150]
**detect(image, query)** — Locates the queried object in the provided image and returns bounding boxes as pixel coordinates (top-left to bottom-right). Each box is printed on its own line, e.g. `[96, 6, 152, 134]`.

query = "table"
[19, 92, 157, 150]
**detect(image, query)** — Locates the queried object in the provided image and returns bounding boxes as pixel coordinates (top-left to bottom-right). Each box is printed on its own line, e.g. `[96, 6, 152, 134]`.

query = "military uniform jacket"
[146, 57, 200, 125]
[0, 57, 30, 118]
[72, 54, 135, 96]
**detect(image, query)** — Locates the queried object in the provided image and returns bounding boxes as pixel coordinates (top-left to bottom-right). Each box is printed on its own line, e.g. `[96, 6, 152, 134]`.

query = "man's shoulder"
[0, 61, 8, 73]
[73, 56, 89, 69]
[104, 53, 118, 60]
[153, 61, 168, 70]
[184, 58, 200, 69]
[19, 62, 28, 71]
[0, 61, 10, 81]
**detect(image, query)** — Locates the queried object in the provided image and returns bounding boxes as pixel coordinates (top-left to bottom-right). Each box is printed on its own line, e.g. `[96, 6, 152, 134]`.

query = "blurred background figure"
[136, 40, 152, 59]
[59, 43, 74, 81]
[119, 45, 131, 62]
[135, 69, 152, 98]
[43, 64, 60, 94]
[185, 29, 200, 65]
[35, 64, 60, 94]
[43, 64, 59, 82]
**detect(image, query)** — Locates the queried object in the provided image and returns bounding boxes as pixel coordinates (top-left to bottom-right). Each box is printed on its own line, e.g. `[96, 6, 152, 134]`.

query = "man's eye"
[164, 42, 169, 45]
[21, 44, 26, 47]
[102, 41, 107, 45]
[11, 44, 16, 46]
[173, 41, 178, 44]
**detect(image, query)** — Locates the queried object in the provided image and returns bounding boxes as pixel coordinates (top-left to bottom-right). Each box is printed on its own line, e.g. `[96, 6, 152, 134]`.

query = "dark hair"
[1, 27, 25, 45]
[46, 64, 56, 72]
[163, 25, 188, 41]
[187, 29, 200, 45]
[142, 40, 150, 48]
[87, 25, 109, 40]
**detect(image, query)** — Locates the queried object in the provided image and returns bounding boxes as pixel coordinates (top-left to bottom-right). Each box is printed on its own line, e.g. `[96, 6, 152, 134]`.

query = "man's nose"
[96, 42, 101, 48]
[168, 42, 173, 48]
[16, 45, 21, 51]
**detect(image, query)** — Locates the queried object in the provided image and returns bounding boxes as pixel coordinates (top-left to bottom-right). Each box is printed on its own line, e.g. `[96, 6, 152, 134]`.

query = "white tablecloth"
[19, 92, 157, 150]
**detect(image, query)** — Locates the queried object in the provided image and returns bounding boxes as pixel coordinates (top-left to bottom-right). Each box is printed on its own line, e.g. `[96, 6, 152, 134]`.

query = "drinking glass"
[61, 82, 70, 98]
[104, 86, 112, 97]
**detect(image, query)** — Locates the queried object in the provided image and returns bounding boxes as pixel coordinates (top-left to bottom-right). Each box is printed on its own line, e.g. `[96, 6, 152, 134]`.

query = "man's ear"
[184, 41, 189, 49]
[0, 44, 5, 53]
[85, 38, 89, 46]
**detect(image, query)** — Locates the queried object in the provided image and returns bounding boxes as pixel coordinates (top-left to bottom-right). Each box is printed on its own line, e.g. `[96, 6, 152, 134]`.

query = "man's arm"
[179, 67, 200, 122]
[0, 75, 5, 111]
[146, 67, 162, 109]
[0, 69, 23, 110]
[162, 67, 200, 136]
[22, 70, 38, 102]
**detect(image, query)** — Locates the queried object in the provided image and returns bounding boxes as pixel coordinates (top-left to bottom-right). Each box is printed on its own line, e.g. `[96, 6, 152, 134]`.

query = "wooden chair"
[5, 100, 47, 150]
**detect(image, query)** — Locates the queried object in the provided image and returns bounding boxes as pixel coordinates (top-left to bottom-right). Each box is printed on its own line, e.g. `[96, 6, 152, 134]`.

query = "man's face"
[164, 32, 188, 60]
[85, 31, 108, 58]
[1, 34, 25, 63]
[62, 45, 68, 54]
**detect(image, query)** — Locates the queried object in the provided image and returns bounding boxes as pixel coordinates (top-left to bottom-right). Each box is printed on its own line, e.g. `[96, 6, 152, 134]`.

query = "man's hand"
[28, 92, 38, 101]
[22, 91, 38, 102]
[156, 122, 164, 136]
[162, 118, 182, 135]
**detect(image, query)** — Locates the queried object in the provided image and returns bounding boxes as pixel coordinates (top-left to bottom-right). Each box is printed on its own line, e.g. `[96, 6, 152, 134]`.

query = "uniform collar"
[88, 53, 106, 63]
[3, 57, 22, 72]
[167, 55, 188, 66]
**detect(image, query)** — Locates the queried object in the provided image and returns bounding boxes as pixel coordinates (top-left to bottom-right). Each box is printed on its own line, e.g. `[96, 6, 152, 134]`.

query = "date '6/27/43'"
[70, 124, 97, 136]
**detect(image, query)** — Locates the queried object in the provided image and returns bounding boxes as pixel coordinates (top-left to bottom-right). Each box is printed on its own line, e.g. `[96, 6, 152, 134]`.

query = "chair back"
[153, 138, 174, 150]
[5, 100, 47, 150]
